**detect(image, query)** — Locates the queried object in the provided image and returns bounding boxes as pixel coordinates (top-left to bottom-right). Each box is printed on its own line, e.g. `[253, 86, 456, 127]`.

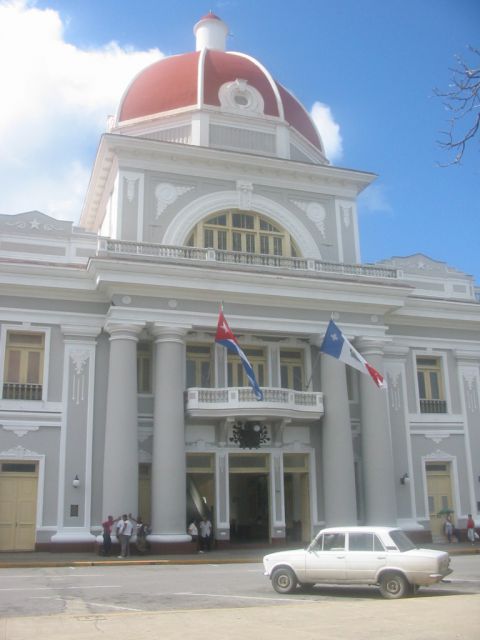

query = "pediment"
[376, 253, 470, 280]
[0, 211, 73, 236]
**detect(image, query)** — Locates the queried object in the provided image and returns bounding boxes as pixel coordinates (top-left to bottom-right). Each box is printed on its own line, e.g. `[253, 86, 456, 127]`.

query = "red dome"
[118, 49, 322, 151]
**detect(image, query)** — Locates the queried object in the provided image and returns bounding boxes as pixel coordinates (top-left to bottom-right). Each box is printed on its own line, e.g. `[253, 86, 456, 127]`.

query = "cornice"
[80, 133, 376, 231]
[388, 296, 480, 328]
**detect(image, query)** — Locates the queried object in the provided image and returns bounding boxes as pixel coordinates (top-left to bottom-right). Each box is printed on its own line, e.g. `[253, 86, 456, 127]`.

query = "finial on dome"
[194, 12, 228, 52]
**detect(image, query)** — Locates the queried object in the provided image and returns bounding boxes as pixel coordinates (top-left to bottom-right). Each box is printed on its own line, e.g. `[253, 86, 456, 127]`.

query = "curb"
[0, 556, 264, 569]
[0, 547, 478, 569]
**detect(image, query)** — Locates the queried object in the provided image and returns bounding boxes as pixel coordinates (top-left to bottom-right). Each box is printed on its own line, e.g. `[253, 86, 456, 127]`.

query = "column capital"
[309, 333, 324, 348]
[61, 325, 102, 340]
[104, 322, 144, 341]
[383, 345, 410, 359]
[355, 336, 388, 357]
[151, 324, 189, 344]
[454, 349, 480, 364]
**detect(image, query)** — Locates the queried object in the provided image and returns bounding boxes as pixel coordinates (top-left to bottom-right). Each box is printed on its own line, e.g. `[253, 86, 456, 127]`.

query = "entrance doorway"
[284, 453, 310, 543]
[0, 461, 38, 551]
[426, 462, 454, 541]
[229, 453, 269, 543]
[187, 453, 215, 524]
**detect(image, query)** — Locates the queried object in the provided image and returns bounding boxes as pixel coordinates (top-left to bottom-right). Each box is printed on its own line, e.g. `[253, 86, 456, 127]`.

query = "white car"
[263, 526, 452, 599]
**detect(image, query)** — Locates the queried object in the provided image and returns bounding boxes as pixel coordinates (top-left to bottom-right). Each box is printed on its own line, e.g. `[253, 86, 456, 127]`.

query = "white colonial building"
[0, 14, 479, 552]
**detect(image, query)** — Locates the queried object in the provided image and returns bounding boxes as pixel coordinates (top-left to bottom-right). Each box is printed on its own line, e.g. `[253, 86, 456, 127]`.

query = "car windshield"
[389, 529, 416, 552]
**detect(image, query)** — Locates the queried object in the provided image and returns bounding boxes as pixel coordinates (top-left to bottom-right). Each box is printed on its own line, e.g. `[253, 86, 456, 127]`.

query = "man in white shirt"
[117, 514, 134, 558]
[199, 516, 212, 552]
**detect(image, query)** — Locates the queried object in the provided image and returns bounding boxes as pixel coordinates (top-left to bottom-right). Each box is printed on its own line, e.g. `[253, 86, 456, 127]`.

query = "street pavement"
[1, 544, 479, 639]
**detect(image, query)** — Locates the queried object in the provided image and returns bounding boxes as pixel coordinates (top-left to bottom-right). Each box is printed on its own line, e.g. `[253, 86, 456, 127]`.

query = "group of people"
[101, 514, 149, 558]
[444, 513, 479, 544]
[188, 516, 213, 552]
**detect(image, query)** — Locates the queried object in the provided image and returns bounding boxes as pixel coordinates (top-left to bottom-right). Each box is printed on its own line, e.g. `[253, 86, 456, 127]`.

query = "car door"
[345, 532, 387, 583]
[304, 532, 347, 583]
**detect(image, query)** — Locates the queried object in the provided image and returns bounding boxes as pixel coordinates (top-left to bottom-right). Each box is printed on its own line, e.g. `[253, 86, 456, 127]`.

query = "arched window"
[186, 210, 299, 257]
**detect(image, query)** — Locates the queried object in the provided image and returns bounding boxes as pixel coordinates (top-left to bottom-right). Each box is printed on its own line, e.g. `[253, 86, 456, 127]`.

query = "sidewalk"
[0, 541, 478, 569]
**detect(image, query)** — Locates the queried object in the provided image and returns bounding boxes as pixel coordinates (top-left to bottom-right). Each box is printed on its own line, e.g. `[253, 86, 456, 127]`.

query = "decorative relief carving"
[70, 349, 89, 405]
[292, 200, 326, 238]
[425, 448, 452, 459]
[341, 205, 352, 228]
[463, 372, 479, 411]
[236, 180, 253, 210]
[388, 373, 402, 411]
[0, 444, 41, 458]
[218, 79, 265, 115]
[125, 177, 138, 203]
[4, 217, 63, 231]
[424, 433, 450, 445]
[1, 425, 40, 438]
[155, 183, 194, 218]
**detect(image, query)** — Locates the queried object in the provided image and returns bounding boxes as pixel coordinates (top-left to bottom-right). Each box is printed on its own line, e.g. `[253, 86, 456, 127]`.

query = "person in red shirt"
[466, 514, 477, 544]
[101, 515, 116, 556]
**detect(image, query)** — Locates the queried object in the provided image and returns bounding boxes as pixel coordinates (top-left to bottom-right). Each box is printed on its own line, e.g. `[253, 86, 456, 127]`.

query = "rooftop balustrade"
[97, 239, 398, 280]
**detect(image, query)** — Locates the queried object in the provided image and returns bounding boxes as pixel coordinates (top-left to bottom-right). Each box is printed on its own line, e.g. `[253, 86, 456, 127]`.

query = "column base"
[147, 535, 197, 555]
[47, 528, 97, 552]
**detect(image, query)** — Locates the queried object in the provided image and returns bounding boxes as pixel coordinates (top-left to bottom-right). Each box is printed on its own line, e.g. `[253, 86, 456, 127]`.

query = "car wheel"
[379, 572, 408, 599]
[271, 567, 298, 594]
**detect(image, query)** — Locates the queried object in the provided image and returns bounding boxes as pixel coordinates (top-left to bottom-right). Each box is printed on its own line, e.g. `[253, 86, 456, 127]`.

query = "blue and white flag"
[320, 319, 386, 389]
[215, 306, 264, 401]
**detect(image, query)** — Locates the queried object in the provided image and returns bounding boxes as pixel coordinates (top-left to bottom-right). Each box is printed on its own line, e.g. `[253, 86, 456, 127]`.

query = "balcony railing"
[420, 399, 447, 414]
[2, 383, 42, 401]
[186, 386, 323, 420]
[98, 239, 398, 280]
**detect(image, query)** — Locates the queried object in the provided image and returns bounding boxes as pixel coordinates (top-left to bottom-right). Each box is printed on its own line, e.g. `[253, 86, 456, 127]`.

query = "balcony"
[2, 383, 42, 401]
[420, 399, 447, 414]
[185, 387, 324, 422]
[97, 239, 398, 281]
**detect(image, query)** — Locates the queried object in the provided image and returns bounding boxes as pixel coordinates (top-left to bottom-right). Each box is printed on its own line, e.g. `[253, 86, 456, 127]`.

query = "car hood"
[263, 548, 306, 564]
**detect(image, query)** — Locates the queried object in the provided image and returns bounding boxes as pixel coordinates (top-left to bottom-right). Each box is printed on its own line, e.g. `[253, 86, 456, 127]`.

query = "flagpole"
[304, 350, 321, 391]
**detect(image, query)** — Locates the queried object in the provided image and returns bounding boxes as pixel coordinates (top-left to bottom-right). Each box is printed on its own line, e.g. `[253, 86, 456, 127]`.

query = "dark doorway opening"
[229, 473, 269, 542]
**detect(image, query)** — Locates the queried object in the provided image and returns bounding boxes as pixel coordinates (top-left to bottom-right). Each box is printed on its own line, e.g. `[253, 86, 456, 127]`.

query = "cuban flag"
[215, 306, 264, 401]
[320, 319, 386, 389]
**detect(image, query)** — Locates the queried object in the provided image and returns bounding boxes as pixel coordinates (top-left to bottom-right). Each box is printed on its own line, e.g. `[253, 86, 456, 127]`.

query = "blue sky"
[1, 0, 478, 280]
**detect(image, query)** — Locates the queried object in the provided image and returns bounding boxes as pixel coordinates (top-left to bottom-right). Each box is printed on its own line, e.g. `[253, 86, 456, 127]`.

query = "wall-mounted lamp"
[72, 474, 80, 488]
[400, 473, 410, 485]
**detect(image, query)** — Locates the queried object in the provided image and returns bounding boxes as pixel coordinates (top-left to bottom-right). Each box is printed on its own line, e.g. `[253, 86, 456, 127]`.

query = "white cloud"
[310, 101, 343, 163]
[0, 0, 163, 221]
[357, 183, 393, 216]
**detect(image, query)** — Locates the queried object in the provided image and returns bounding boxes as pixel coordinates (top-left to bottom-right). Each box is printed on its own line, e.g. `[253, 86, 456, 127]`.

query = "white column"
[320, 353, 357, 525]
[357, 338, 397, 525]
[149, 326, 190, 543]
[102, 323, 143, 520]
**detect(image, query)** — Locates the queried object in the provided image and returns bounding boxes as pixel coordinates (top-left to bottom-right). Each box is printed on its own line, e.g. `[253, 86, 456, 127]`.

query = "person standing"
[444, 514, 454, 543]
[199, 516, 212, 552]
[101, 515, 116, 556]
[188, 520, 199, 548]
[135, 517, 149, 555]
[466, 514, 477, 544]
[117, 514, 134, 558]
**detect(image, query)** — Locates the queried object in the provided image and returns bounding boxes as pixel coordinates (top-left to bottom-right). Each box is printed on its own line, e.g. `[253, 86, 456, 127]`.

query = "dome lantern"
[194, 12, 228, 51]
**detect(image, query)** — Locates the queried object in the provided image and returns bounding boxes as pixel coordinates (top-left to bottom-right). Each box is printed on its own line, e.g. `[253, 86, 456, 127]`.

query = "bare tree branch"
[434, 45, 480, 165]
